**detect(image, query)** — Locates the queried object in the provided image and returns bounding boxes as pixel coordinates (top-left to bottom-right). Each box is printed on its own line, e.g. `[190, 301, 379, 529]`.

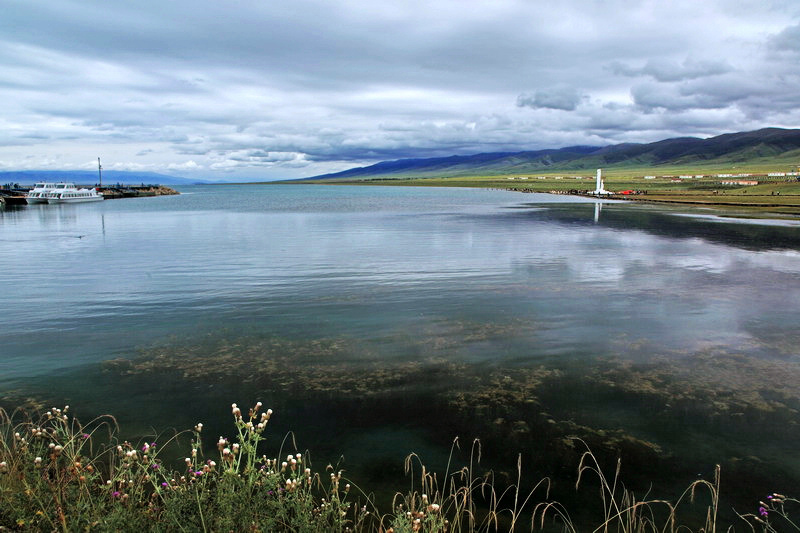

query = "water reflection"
[521, 201, 800, 251]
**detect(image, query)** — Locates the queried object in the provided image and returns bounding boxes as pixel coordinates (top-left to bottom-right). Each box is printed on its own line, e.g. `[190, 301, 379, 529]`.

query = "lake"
[2, 184, 799, 522]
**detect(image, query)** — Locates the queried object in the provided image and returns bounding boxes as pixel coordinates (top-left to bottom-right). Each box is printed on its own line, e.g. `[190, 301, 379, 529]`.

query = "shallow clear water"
[2, 184, 799, 515]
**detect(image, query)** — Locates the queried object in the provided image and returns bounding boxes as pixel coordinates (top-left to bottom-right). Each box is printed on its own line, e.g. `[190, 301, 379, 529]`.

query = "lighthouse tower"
[591, 168, 613, 196]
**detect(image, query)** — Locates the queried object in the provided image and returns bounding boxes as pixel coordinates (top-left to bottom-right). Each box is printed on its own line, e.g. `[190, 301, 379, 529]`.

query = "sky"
[2, 0, 800, 181]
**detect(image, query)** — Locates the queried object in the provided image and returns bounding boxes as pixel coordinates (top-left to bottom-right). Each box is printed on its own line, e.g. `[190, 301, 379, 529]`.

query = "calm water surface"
[2, 184, 799, 518]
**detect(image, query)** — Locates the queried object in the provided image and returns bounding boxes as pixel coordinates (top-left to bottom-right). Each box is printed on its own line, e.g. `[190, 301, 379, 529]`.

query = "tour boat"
[43, 183, 104, 203]
[25, 182, 58, 204]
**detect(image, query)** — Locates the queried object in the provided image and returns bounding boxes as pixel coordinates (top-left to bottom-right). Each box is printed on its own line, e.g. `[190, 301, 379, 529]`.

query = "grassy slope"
[293, 165, 800, 216]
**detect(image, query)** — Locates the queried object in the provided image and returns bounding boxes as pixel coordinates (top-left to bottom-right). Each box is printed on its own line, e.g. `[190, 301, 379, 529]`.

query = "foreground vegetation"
[1, 404, 796, 531]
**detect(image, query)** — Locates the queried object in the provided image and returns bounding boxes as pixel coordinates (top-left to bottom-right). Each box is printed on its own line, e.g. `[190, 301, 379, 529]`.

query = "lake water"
[2, 184, 800, 521]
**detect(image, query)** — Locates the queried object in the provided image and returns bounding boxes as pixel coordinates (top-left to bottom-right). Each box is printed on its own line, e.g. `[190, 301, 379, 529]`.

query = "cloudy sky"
[2, 0, 800, 181]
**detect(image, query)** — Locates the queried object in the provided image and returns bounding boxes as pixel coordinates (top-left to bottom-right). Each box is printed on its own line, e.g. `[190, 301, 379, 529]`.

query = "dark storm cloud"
[769, 22, 800, 54]
[517, 86, 586, 111]
[610, 59, 733, 82]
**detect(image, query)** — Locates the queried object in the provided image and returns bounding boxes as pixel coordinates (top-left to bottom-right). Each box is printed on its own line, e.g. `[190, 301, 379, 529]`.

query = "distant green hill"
[301, 127, 800, 180]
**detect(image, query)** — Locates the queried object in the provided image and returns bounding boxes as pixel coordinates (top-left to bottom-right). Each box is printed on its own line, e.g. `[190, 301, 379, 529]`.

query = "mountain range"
[0, 170, 206, 186]
[3, 128, 799, 185]
[303, 127, 800, 180]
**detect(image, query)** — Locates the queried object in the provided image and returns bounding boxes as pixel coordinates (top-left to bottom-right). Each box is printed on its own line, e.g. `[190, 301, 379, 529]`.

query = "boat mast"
[98, 157, 102, 188]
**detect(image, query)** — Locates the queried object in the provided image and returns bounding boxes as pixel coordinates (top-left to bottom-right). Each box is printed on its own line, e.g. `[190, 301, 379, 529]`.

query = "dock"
[0, 188, 29, 206]
[0, 184, 178, 205]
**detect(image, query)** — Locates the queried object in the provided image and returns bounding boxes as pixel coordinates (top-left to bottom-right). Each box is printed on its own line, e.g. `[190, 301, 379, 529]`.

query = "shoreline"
[287, 178, 800, 217]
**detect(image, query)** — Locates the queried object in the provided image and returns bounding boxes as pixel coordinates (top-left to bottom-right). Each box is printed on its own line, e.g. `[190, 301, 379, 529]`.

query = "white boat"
[25, 182, 58, 204]
[44, 183, 104, 203]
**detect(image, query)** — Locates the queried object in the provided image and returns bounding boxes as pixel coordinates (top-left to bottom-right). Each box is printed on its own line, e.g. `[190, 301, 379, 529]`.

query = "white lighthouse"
[591, 168, 613, 196]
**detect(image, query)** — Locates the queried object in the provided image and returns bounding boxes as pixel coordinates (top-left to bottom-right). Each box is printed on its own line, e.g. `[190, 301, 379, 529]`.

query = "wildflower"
[151, 464, 160, 470]
[759, 506, 769, 517]
[0, 461, 7, 473]
[34, 457, 42, 466]
[161, 482, 168, 488]
[194, 471, 203, 477]
[82, 433, 90, 439]
[112, 491, 121, 498]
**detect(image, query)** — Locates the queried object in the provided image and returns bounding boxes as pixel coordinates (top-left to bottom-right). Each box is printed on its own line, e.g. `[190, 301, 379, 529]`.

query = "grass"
[0, 403, 796, 532]
[286, 166, 800, 216]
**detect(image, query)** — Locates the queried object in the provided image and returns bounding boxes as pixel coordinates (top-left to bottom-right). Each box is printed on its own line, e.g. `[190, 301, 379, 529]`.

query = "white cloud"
[0, 0, 798, 180]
